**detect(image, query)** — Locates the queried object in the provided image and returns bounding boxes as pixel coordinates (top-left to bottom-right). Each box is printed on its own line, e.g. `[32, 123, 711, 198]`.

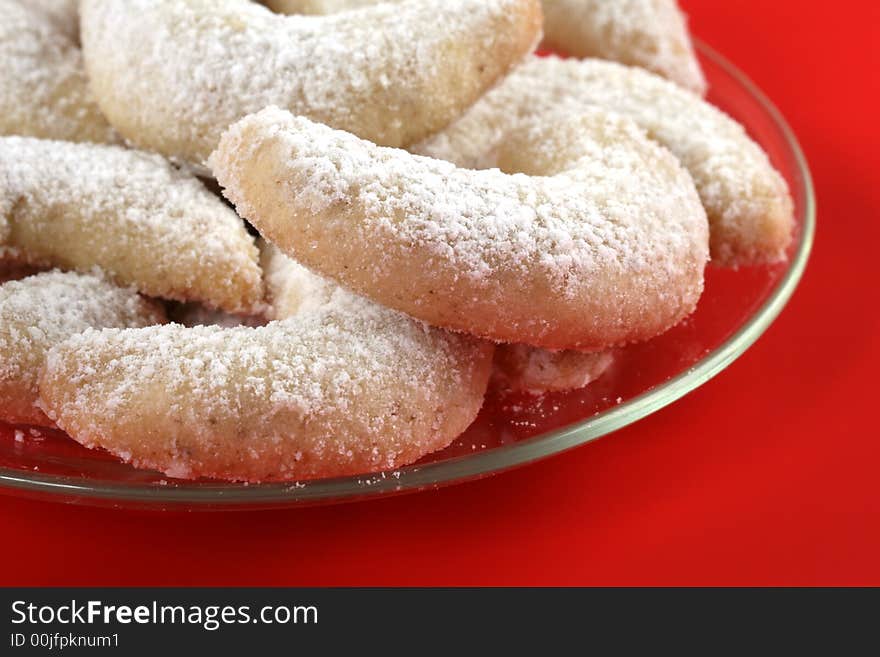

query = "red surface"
[1, 0, 878, 586]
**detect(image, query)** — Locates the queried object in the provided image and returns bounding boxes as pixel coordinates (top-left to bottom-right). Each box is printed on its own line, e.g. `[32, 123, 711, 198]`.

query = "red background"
[2, 0, 878, 586]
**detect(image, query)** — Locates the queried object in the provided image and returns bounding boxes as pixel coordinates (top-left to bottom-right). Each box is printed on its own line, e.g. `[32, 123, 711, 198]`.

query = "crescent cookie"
[38, 250, 494, 482]
[1, 271, 165, 427]
[267, 0, 705, 94]
[492, 345, 613, 394]
[79, 0, 542, 167]
[418, 55, 793, 265]
[0, 0, 116, 143]
[211, 106, 708, 350]
[0, 136, 263, 313]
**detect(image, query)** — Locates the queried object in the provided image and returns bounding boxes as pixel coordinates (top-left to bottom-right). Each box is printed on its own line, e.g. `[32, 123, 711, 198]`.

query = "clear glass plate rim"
[0, 40, 816, 506]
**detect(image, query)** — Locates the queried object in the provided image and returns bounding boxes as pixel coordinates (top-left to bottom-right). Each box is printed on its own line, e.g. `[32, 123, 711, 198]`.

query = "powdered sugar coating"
[212, 106, 708, 349]
[0, 0, 116, 143]
[40, 267, 494, 481]
[0, 270, 164, 426]
[80, 0, 541, 166]
[541, 0, 705, 94]
[418, 55, 793, 265]
[0, 136, 263, 312]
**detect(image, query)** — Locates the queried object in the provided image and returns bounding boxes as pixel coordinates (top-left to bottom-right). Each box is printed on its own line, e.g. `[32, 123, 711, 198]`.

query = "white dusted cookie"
[80, 0, 541, 167]
[417, 55, 794, 265]
[1, 270, 165, 427]
[0, 136, 263, 313]
[212, 106, 708, 350]
[38, 248, 494, 482]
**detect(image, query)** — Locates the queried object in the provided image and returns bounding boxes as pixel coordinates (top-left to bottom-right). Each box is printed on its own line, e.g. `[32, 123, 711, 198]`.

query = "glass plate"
[0, 41, 815, 510]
